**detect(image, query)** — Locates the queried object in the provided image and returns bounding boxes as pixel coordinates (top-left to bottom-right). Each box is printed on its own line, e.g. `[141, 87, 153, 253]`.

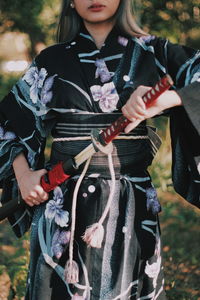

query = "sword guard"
[91, 129, 113, 155]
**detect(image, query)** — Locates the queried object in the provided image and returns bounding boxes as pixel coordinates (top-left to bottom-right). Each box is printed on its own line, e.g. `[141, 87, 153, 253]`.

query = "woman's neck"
[84, 21, 115, 49]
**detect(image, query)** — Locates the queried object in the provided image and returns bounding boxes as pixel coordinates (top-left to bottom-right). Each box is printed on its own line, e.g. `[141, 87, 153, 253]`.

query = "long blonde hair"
[57, 0, 146, 43]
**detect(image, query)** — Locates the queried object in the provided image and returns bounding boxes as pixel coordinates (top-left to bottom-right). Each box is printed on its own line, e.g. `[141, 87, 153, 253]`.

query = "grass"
[159, 191, 200, 300]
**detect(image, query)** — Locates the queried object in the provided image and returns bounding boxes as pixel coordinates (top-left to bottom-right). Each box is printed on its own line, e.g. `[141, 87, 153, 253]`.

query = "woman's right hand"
[17, 168, 49, 207]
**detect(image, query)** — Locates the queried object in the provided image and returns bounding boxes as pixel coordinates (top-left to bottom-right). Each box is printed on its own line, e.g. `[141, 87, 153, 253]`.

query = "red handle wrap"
[41, 162, 71, 192]
[100, 74, 173, 145]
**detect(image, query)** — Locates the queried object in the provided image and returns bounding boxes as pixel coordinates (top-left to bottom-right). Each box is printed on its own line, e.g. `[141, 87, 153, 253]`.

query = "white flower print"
[197, 162, 200, 174]
[191, 71, 200, 83]
[90, 82, 119, 112]
[45, 187, 69, 227]
[145, 257, 161, 279]
[0, 125, 16, 140]
[23, 66, 47, 104]
[144, 239, 162, 288]
[41, 74, 56, 105]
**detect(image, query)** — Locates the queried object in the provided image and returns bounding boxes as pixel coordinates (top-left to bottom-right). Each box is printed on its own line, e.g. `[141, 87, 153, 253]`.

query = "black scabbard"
[0, 198, 23, 222]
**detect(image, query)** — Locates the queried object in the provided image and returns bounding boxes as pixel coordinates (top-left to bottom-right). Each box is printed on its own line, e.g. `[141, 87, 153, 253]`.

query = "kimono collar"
[71, 23, 132, 112]
[76, 23, 129, 57]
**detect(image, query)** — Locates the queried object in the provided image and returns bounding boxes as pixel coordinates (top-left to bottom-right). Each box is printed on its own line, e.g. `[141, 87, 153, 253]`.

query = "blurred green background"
[0, 0, 200, 299]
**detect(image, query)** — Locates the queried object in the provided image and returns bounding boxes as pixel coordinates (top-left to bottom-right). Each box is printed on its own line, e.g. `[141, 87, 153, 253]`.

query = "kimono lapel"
[73, 25, 129, 112]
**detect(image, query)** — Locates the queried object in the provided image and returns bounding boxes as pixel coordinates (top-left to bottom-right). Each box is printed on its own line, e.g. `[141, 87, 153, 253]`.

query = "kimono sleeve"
[164, 40, 200, 208]
[176, 81, 200, 135]
[0, 54, 57, 236]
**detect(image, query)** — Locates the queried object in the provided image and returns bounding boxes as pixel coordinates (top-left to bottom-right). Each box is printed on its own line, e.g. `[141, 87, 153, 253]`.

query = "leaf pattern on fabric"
[45, 187, 69, 227]
[90, 82, 119, 112]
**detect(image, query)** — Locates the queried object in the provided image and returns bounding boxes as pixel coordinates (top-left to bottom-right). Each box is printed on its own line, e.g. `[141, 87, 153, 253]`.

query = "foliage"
[0, 73, 21, 101]
[0, 0, 60, 58]
[0, 221, 30, 298]
[159, 192, 200, 299]
[139, 0, 200, 48]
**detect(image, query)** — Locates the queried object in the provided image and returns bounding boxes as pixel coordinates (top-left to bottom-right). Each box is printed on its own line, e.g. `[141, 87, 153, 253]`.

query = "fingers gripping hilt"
[99, 74, 174, 145]
[41, 162, 71, 192]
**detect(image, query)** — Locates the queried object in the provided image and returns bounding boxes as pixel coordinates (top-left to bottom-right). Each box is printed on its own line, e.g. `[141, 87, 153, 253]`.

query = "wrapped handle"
[99, 74, 174, 145]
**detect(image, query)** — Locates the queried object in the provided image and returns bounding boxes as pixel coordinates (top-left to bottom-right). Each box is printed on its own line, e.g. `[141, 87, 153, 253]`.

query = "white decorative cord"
[53, 135, 149, 142]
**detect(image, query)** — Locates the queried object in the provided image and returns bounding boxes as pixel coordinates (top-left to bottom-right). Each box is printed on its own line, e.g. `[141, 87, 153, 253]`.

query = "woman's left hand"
[122, 85, 182, 133]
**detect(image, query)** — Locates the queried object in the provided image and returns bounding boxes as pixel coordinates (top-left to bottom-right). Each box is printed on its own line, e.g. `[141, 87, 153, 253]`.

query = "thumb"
[37, 168, 48, 177]
[124, 119, 142, 133]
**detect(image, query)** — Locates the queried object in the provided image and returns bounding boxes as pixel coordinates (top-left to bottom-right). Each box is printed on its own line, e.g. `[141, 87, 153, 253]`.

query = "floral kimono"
[0, 25, 200, 300]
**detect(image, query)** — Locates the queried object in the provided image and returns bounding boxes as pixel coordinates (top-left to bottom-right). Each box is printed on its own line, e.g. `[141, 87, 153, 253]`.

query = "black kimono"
[0, 26, 199, 300]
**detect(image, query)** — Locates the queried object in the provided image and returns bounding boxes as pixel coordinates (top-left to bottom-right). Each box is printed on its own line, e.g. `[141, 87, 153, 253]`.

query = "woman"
[0, 0, 199, 299]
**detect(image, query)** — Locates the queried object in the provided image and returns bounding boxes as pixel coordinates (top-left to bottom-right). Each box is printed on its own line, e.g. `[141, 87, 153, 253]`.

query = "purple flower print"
[146, 187, 161, 215]
[52, 243, 64, 259]
[0, 125, 16, 140]
[52, 228, 60, 245]
[51, 229, 62, 258]
[51, 228, 71, 259]
[45, 187, 69, 227]
[90, 82, 119, 112]
[139, 35, 155, 44]
[59, 230, 71, 244]
[95, 59, 111, 83]
[23, 66, 47, 104]
[118, 36, 128, 47]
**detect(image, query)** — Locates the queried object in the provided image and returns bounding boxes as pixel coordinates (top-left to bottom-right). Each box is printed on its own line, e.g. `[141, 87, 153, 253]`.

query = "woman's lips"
[88, 4, 106, 12]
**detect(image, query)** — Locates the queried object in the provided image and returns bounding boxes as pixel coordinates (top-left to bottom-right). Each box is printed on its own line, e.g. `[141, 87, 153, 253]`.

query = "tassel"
[82, 153, 115, 249]
[64, 259, 79, 284]
[82, 222, 104, 248]
[65, 158, 91, 285]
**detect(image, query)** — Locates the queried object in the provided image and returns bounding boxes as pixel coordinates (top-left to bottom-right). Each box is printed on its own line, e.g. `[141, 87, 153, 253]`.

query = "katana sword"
[0, 75, 173, 221]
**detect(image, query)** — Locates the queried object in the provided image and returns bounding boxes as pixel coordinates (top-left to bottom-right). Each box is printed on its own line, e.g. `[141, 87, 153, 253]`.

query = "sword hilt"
[99, 74, 173, 145]
[41, 158, 77, 192]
